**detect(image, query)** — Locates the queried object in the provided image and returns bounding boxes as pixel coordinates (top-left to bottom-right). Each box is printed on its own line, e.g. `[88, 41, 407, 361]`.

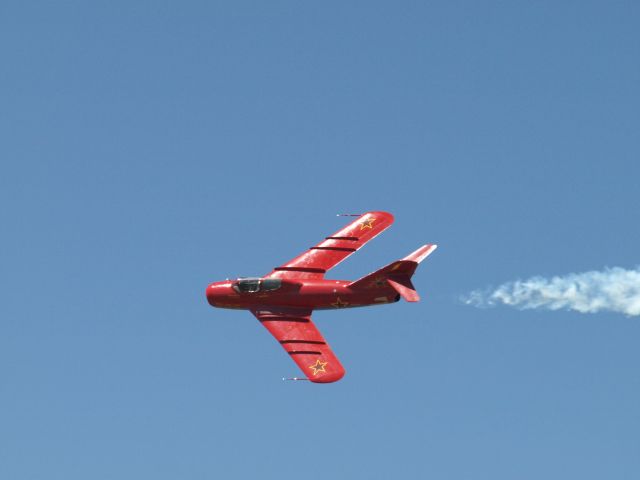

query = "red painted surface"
[205, 211, 437, 383]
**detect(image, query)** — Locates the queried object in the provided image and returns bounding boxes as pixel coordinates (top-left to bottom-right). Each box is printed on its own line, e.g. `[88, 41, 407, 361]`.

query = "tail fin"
[349, 244, 437, 302]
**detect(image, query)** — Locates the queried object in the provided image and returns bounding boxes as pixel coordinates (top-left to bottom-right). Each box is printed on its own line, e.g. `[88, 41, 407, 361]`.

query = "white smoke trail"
[462, 267, 640, 316]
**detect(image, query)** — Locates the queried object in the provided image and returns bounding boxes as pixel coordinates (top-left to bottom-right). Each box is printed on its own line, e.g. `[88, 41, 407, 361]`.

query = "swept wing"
[251, 307, 345, 383]
[266, 211, 394, 279]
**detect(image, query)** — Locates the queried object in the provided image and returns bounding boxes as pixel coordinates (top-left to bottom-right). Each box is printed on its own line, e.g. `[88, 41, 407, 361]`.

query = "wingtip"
[363, 211, 394, 225]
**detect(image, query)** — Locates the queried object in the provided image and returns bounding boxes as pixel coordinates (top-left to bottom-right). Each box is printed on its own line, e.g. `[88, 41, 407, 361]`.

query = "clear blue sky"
[2, 1, 639, 478]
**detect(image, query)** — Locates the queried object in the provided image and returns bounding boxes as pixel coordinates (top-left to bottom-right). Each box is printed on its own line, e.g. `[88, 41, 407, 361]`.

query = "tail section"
[387, 276, 421, 302]
[349, 244, 437, 302]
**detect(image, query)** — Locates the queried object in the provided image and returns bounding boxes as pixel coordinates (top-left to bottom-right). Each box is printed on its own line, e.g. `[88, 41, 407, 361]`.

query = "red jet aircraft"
[206, 211, 437, 383]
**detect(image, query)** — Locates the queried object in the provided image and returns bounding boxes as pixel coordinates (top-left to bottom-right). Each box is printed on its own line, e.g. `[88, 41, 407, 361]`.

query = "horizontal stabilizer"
[403, 244, 438, 264]
[387, 277, 420, 302]
[349, 244, 437, 290]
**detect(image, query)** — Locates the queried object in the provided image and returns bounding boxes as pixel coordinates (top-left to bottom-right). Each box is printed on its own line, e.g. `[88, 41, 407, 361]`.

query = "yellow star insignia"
[367, 275, 387, 288]
[359, 217, 376, 230]
[309, 359, 328, 376]
[331, 297, 349, 308]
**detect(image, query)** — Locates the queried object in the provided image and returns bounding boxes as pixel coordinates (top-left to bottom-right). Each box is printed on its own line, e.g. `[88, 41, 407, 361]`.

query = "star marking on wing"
[309, 359, 328, 376]
[359, 217, 376, 230]
[331, 297, 349, 308]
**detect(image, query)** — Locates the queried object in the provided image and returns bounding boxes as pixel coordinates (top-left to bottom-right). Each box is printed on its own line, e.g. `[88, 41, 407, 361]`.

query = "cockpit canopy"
[233, 277, 282, 293]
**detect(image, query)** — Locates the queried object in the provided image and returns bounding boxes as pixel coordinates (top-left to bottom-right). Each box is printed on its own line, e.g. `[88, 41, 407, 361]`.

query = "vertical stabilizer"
[348, 244, 437, 302]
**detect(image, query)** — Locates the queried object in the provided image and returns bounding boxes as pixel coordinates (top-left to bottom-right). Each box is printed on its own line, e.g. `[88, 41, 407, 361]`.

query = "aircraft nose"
[206, 281, 237, 307]
[206, 283, 220, 306]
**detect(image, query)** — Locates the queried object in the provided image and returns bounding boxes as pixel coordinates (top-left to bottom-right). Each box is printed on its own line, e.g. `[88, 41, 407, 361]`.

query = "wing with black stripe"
[250, 307, 345, 383]
[265, 211, 394, 279]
